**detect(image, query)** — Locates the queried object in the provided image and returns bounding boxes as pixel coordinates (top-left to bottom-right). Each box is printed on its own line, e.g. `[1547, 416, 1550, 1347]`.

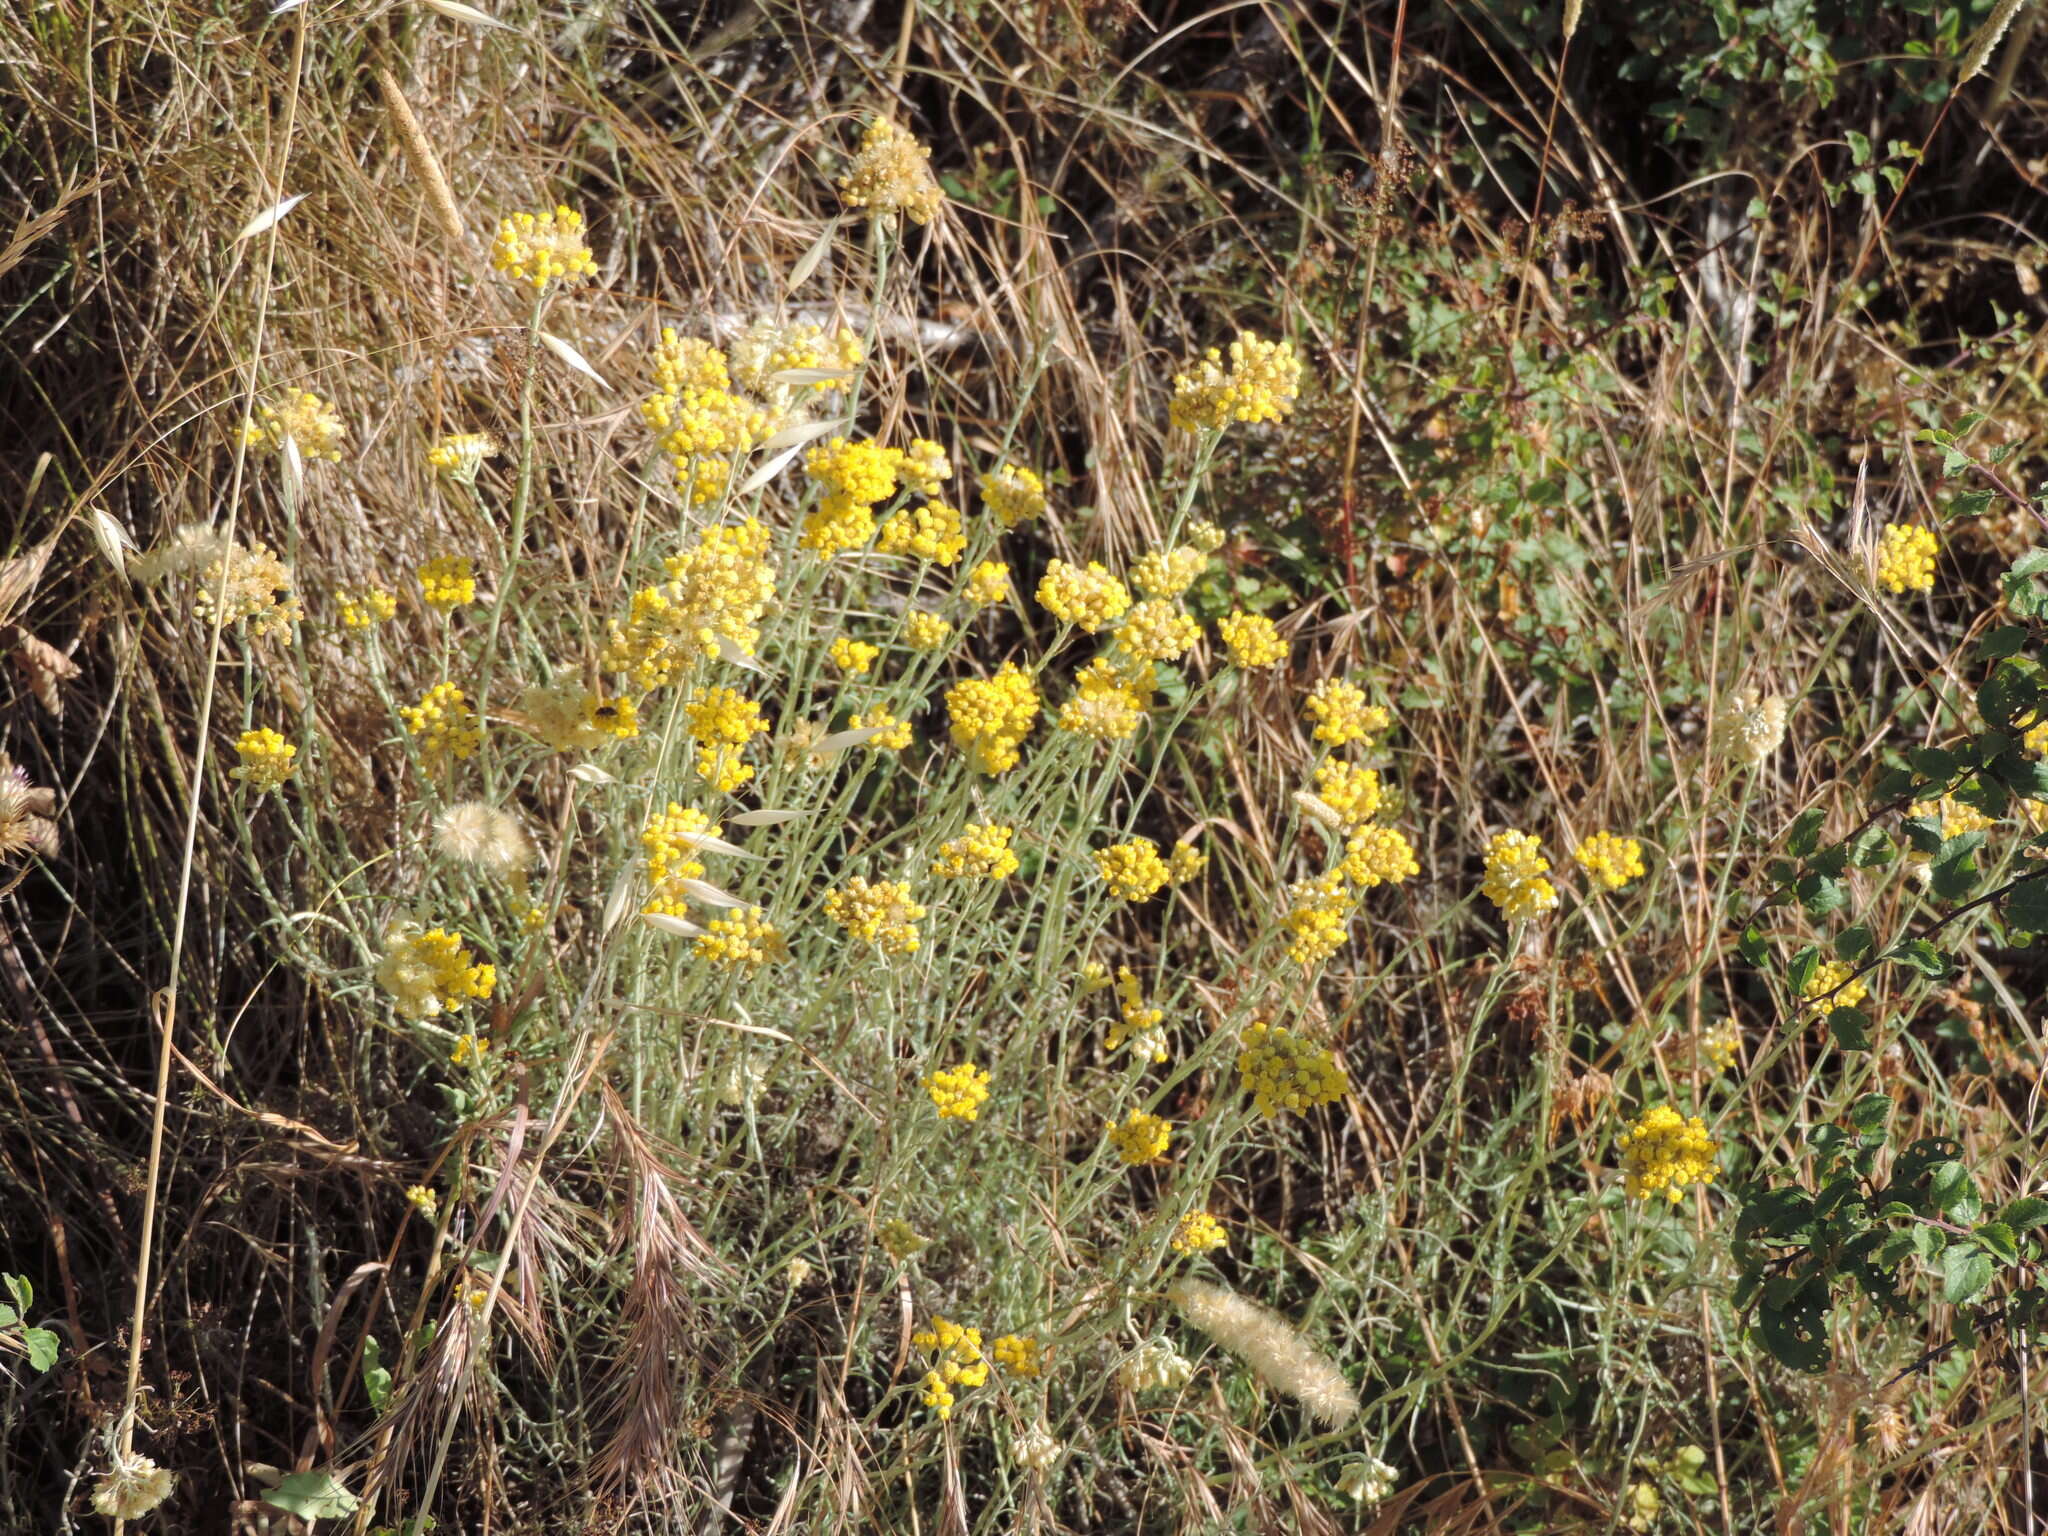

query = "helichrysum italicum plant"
[1170, 1211, 1228, 1254]
[924, 1061, 991, 1121]
[1095, 838, 1173, 902]
[490, 204, 599, 289]
[1217, 610, 1286, 668]
[427, 431, 500, 483]
[1617, 1105, 1718, 1203]
[1481, 830, 1559, 921]
[1304, 677, 1389, 747]
[932, 823, 1018, 880]
[1037, 559, 1133, 633]
[911, 1317, 987, 1419]
[963, 560, 1012, 606]
[336, 587, 397, 629]
[991, 1333, 1045, 1376]
[1875, 521, 1938, 594]
[1573, 830, 1646, 891]
[374, 924, 494, 1022]
[1723, 686, 1789, 765]
[242, 387, 346, 460]
[1801, 958, 1869, 1013]
[399, 682, 483, 761]
[1237, 1022, 1349, 1116]
[978, 462, 1047, 528]
[230, 728, 296, 792]
[1107, 1109, 1173, 1164]
[1702, 1021, 1741, 1073]
[417, 555, 476, 615]
[1106, 967, 1168, 1062]
[1168, 332, 1304, 431]
[837, 118, 946, 225]
[824, 876, 925, 953]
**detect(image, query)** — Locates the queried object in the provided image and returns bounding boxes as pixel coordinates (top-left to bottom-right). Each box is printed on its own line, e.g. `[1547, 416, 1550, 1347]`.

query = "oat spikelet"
[1166, 1278, 1359, 1426]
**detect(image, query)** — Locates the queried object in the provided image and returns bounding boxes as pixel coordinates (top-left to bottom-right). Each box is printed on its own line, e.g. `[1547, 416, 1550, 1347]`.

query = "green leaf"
[1786, 807, 1827, 858]
[1949, 489, 1996, 521]
[2, 1276, 28, 1314]
[262, 1472, 360, 1522]
[1849, 824, 1894, 868]
[1737, 1186, 1815, 1241]
[1911, 1223, 1946, 1261]
[1829, 1008, 1873, 1051]
[1942, 1245, 1994, 1305]
[1886, 938, 1949, 979]
[1974, 1221, 2020, 1264]
[1979, 658, 2045, 731]
[2004, 876, 2048, 934]
[1788, 944, 1822, 996]
[1833, 924, 1873, 963]
[2010, 549, 2048, 580]
[1738, 925, 1769, 966]
[363, 1335, 393, 1412]
[20, 1326, 56, 1373]
[1909, 747, 1957, 781]
[1872, 765, 1918, 801]
[1755, 1287, 1831, 1373]
[1929, 831, 1987, 902]
[1999, 1195, 2048, 1232]
[1929, 1160, 1974, 1213]
[1848, 1094, 1892, 1133]
[1798, 872, 1846, 917]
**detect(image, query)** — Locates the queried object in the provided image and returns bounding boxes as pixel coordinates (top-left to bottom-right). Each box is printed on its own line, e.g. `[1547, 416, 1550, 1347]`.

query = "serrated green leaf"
[1942, 1245, 1994, 1305]
[1974, 1221, 2020, 1263]
[1786, 807, 1826, 858]
[1886, 937, 1949, 979]
[1848, 1093, 1892, 1133]
[2003, 874, 2048, 933]
[1798, 872, 1847, 917]
[262, 1472, 360, 1522]
[1930, 831, 1986, 902]
[1999, 1195, 2048, 1232]
[1980, 658, 2045, 731]
[1834, 924, 1873, 963]
[20, 1325, 56, 1373]
[1910, 747, 1957, 781]
[1829, 1008, 1873, 1050]
[1929, 1160, 1973, 1213]
[1788, 945, 1821, 996]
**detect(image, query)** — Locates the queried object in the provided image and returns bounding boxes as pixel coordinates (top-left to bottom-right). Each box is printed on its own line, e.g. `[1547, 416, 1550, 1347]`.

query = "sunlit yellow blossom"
[1305, 678, 1390, 747]
[427, 431, 499, 484]
[878, 501, 966, 565]
[1078, 960, 1114, 995]
[807, 435, 902, 505]
[799, 495, 877, 556]
[231, 727, 296, 791]
[450, 1032, 489, 1067]
[1037, 559, 1132, 633]
[879, 1217, 929, 1262]
[1481, 830, 1558, 921]
[1171, 1211, 1228, 1254]
[1115, 598, 1201, 662]
[1169, 331, 1303, 431]
[640, 381, 767, 463]
[1702, 1021, 1741, 1073]
[1313, 760, 1383, 831]
[1167, 842, 1207, 885]
[992, 1334, 1044, 1376]
[399, 682, 484, 761]
[904, 611, 953, 650]
[694, 744, 754, 793]
[1617, 1104, 1717, 1203]
[964, 560, 1013, 607]
[405, 1185, 439, 1220]
[1574, 830, 1646, 891]
[1339, 824, 1418, 888]
[603, 518, 778, 684]
[1107, 967, 1168, 1063]
[1107, 1109, 1172, 1165]
[193, 540, 304, 636]
[651, 329, 730, 394]
[242, 387, 347, 461]
[641, 803, 719, 915]
[912, 1318, 987, 1421]
[825, 876, 925, 953]
[1131, 546, 1208, 599]
[686, 686, 769, 748]
[375, 922, 494, 1022]
[1217, 610, 1287, 668]
[694, 907, 785, 972]
[900, 437, 953, 496]
[933, 823, 1019, 880]
[946, 663, 1040, 774]
[418, 555, 477, 615]
[1237, 1022, 1348, 1116]
[1096, 838, 1172, 901]
[1875, 521, 1938, 595]
[729, 317, 863, 402]
[1284, 873, 1353, 965]
[490, 204, 599, 289]
[838, 118, 946, 226]
[1058, 655, 1149, 742]
[828, 637, 879, 675]
[2025, 720, 2048, 758]
[980, 463, 1048, 529]
[847, 707, 913, 751]
[1801, 959, 1868, 1013]
[925, 1061, 991, 1121]
[337, 587, 398, 629]
[1189, 521, 1227, 553]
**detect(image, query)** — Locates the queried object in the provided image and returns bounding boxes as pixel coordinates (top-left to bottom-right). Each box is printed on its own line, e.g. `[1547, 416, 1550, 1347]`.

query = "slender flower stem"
[478, 287, 549, 706]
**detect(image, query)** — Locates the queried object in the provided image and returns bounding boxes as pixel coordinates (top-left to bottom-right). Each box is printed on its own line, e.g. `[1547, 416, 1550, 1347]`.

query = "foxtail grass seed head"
[837, 118, 945, 225]
[1107, 1109, 1172, 1164]
[1722, 687, 1788, 766]
[242, 387, 346, 461]
[925, 1061, 991, 1121]
[1875, 521, 1938, 594]
[90, 1451, 176, 1521]
[1481, 830, 1559, 921]
[427, 431, 500, 484]
[491, 204, 599, 289]
[231, 727, 296, 792]
[375, 923, 494, 1021]
[1165, 1277, 1360, 1426]
[433, 801, 533, 878]
[1617, 1104, 1718, 1203]
[1573, 830, 1645, 891]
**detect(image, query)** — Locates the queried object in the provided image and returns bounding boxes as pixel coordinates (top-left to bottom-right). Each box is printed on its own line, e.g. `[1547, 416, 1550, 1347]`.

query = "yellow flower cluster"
[979, 463, 1047, 529]
[231, 727, 296, 792]
[1131, 545, 1208, 599]
[964, 561, 1012, 607]
[912, 1317, 987, 1420]
[2026, 720, 2048, 757]
[1573, 830, 1646, 891]
[991, 1333, 1044, 1376]
[1305, 678, 1390, 747]
[193, 541, 303, 636]
[1037, 559, 1132, 634]
[878, 1217, 930, 1262]
[694, 907, 784, 972]
[932, 823, 1018, 880]
[427, 431, 499, 484]
[652, 328, 730, 394]
[925, 1061, 991, 1121]
[405, 1185, 439, 1219]
[729, 317, 864, 404]
[1218, 610, 1286, 668]
[685, 686, 769, 793]
[1170, 1211, 1228, 1254]
[418, 555, 476, 615]
[1907, 796, 1997, 840]
[1095, 838, 1172, 901]
[517, 674, 638, 752]
[946, 663, 1040, 775]
[1107, 1109, 1173, 1165]
[1801, 958, 1868, 1013]
[878, 500, 966, 565]
[490, 204, 599, 289]
[1168, 331, 1304, 431]
[641, 803, 717, 916]
[1618, 1105, 1718, 1203]
[1107, 967, 1168, 1062]
[1339, 824, 1419, 888]
[900, 438, 952, 495]
[1314, 760, 1383, 831]
[1702, 1020, 1741, 1073]
[848, 707, 913, 751]
[904, 611, 952, 651]
[1284, 874, 1352, 964]
[838, 118, 946, 226]
[1116, 598, 1201, 662]
[451, 1032, 488, 1067]
[1875, 521, 1938, 595]
[399, 682, 483, 761]
[1237, 1022, 1349, 1117]
[242, 388, 346, 461]
[829, 636, 879, 675]
[824, 876, 926, 953]
[603, 519, 778, 687]
[337, 587, 397, 629]
[374, 923, 495, 1022]
[1480, 830, 1559, 921]
[1057, 657, 1151, 742]
[803, 437, 903, 554]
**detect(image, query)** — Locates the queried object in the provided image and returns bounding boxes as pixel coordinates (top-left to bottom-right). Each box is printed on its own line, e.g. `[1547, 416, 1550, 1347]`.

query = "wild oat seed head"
[490, 204, 599, 289]
[433, 801, 532, 878]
